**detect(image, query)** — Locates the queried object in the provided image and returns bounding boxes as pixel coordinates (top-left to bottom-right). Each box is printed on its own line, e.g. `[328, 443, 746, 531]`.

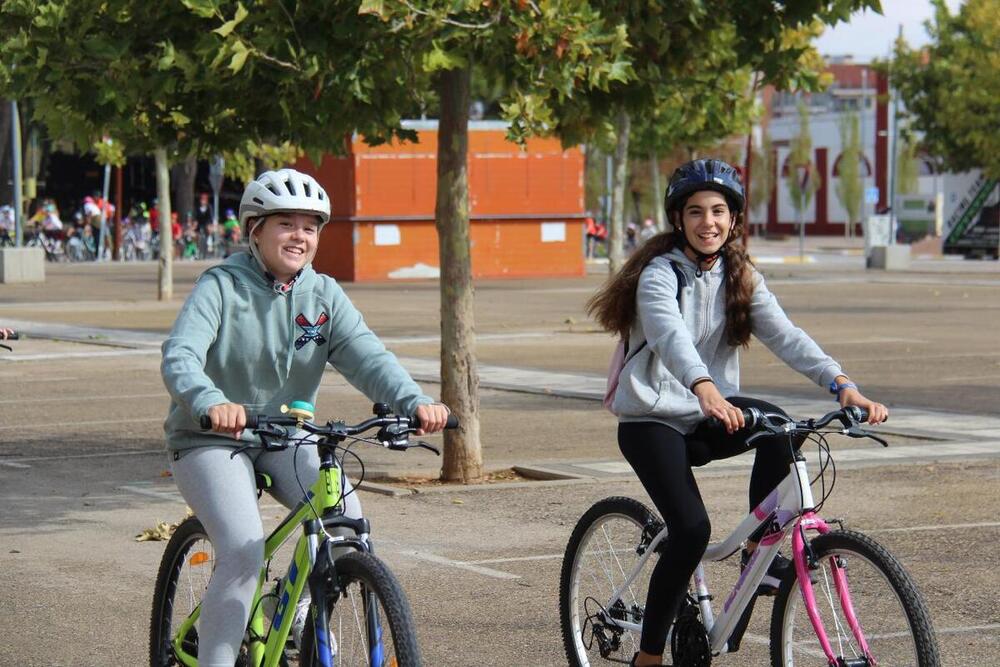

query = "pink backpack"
[603, 339, 646, 411]
[602, 260, 685, 413]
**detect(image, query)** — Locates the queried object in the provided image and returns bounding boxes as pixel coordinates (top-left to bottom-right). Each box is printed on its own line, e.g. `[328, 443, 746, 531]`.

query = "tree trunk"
[608, 107, 631, 274]
[155, 148, 173, 301]
[650, 152, 665, 232]
[171, 154, 197, 224]
[0, 101, 11, 202]
[435, 65, 483, 483]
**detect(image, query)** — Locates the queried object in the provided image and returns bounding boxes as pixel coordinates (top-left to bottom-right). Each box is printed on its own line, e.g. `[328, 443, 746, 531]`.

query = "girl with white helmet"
[589, 158, 887, 667]
[161, 168, 449, 666]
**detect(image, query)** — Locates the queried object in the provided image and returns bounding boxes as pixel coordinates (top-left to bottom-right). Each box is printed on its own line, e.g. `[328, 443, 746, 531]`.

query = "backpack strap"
[623, 259, 685, 363]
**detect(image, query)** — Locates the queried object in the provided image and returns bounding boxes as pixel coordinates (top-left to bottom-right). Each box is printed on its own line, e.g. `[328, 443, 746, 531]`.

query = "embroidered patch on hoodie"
[294, 312, 329, 349]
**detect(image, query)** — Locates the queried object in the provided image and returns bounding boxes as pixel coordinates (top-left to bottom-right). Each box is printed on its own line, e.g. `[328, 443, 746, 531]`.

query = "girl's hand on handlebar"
[414, 403, 450, 435]
[0, 328, 13, 340]
[839, 388, 888, 425]
[693, 381, 745, 434]
[206, 402, 247, 439]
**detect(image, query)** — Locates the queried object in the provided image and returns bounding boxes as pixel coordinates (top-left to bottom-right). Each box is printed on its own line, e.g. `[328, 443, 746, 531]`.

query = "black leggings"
[618, 396, 804, 656]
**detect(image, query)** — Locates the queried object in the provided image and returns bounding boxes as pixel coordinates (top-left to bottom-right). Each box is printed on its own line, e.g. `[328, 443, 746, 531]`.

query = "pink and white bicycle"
[560, 406, 940, 666]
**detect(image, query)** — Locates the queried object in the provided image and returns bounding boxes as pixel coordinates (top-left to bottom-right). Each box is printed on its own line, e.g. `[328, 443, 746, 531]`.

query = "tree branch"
[399, 1, 501, 30]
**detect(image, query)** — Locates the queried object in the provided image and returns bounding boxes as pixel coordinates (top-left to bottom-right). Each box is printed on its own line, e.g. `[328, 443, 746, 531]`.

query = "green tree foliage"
[892, 0, 1000, 178]
[836, 112, 863, 224]
[751, 132, 776, 220]
[896, 125, 920, 196]
[786, 102, 820, 218]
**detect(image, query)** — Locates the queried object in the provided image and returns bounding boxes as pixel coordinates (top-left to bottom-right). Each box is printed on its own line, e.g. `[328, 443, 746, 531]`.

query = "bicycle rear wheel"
[299, 551, 421, 667]
[770, 529, 940, 667]
[560, 496, 659, 666]
[149, 516, 214, 666]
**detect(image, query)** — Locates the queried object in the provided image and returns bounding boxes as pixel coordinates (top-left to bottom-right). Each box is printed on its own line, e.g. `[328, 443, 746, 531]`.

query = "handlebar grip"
[844, 405, 870, 423]
[705, 407, 760, 432]
[6, 332, 19, 340]
[410, 413, 460, 430]
[199, 412, 261, 431]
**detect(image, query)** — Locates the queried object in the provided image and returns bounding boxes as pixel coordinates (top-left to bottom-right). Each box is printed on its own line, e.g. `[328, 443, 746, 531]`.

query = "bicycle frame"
[171, 444, 365, 667]
[603, 453, 874, 663]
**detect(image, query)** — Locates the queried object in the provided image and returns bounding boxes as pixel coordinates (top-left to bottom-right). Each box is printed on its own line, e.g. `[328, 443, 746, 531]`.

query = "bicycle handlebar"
[707, 405, 870, 431]
[199, 411, 458, 433]
[2, 331, 19, 340]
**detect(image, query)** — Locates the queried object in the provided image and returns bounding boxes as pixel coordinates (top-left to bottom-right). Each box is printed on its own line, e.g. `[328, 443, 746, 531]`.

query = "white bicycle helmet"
[239, 168, 331, 235]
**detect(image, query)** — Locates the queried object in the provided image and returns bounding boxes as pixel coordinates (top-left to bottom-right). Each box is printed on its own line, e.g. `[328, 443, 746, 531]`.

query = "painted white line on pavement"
[119, 485, 183, 501]
[0, 392, 165, 405]
[381, 332, 550, 345]
[0, 417, 163, 431]
[0, 349, 160, 361]
[0, 461, 31, 469]
[748, 623, 1000, 651]
[866, 521, 1000, 534]
[2, 449, 163, 462]
[464, 553, 562, 565]
[0, 376, 81, 383]
[464, 520, 1000, 567]
[742, 632, 826, 658]
[398, 549, 521, 580]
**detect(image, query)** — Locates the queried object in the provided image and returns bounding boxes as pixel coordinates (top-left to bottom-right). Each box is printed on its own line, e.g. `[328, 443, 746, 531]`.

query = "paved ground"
[1, 238, 999, 666]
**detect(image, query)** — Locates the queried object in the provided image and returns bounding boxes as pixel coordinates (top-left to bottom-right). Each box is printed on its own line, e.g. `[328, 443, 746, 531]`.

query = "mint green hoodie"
[161, 252, 433, 452]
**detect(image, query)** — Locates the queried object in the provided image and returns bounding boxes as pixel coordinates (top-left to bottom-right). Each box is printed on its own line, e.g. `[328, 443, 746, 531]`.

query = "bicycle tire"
[299, 550, 422, 667]
[560, 496, 659, 667]
[149, 516, 212, 666]
[770, 529, 940, 667]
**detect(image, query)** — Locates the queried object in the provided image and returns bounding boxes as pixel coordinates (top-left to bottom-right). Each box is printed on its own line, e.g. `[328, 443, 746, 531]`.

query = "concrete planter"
[866, 244, 911, 270]
[0, 247, 46, 283]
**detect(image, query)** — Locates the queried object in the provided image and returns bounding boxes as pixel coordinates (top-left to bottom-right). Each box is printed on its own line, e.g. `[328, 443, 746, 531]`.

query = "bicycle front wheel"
[149, 516, 214, 666]
[560, 496, 659, 667]
[770, 529, 940, 667]
[299, 551, 421, 667]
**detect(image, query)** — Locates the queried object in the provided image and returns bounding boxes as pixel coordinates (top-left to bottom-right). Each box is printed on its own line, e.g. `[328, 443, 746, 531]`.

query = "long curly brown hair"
[586, 196, 756, 346]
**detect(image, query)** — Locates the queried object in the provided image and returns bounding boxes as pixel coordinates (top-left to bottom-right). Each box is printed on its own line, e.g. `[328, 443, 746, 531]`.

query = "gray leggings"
[170, 442, 362, 667]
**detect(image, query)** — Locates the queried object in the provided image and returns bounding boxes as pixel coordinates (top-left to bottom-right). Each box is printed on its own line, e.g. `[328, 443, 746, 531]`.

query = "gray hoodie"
[161, 252, 433, 452]
[612, 248, 843, 433]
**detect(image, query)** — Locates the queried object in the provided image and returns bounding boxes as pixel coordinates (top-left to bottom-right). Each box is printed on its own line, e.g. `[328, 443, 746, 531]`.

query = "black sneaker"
[741, 549, 792, 596]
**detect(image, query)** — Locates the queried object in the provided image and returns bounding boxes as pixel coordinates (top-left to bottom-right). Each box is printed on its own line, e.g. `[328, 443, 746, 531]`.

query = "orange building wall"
[347, 219, 585, 282]
[302, 125, 585, 281]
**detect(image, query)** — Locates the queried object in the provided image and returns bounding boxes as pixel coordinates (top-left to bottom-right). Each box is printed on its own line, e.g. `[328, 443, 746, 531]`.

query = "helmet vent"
[318, 190, 325, 201]
[252, 197, 264, 205]
[285, 178, 297, 196]
[303, 181, 311, 197]
[265, 183, 280, 196]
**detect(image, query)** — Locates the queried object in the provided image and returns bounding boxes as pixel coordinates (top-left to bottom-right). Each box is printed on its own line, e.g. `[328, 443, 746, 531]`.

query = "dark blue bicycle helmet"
[665, 158, 746, 215]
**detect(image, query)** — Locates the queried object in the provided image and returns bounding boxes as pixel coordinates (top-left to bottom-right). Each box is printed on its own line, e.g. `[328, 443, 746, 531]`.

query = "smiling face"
[679, 190, 734, 260]
[251, 212, 320, 282]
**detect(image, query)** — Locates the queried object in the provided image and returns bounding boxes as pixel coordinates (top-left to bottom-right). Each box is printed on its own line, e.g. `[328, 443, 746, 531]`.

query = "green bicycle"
[149, 401, 457, 667]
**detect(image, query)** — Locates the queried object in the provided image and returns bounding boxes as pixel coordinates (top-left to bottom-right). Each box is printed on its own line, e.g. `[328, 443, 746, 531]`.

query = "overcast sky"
[815, 0, 964, 61]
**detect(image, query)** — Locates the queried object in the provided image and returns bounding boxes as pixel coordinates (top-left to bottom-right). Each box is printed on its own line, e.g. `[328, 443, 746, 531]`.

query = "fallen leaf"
[135, 520, 179, 542]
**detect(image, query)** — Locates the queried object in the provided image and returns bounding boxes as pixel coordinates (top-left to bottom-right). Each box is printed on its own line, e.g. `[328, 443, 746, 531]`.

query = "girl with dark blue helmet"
[588, 158, 888, 666]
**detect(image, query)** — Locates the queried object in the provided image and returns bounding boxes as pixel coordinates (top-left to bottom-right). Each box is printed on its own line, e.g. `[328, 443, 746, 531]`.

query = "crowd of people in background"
[585, 213, 661, 260]
[0, 191, 244, 262]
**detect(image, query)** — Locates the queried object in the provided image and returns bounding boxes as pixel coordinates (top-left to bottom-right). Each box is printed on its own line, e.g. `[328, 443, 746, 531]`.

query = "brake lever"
[0, 344, 11, 352]
[255, 426, 291, 452]
[414, 440, 441, 456]
[845, 426, 889, 447]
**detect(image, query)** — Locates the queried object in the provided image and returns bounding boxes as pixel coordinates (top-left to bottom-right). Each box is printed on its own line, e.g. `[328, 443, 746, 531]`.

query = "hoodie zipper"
[691, 266, 714, 347]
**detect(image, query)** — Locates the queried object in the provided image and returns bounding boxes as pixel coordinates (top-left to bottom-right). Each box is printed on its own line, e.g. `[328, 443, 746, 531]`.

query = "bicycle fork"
[793, 514, 874, 666]
[308, 530, 338, 667]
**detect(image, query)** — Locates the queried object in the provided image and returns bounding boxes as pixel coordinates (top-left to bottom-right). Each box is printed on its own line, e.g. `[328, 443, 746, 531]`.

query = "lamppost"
[10, 100, 23, 248]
